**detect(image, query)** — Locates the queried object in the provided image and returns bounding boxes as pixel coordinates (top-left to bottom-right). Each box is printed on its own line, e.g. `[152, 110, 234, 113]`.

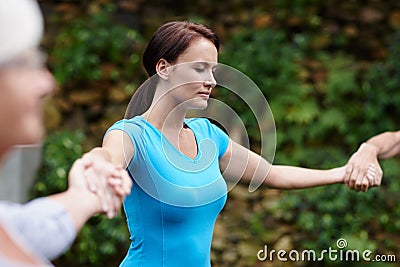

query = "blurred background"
[26, 0, 400, 266]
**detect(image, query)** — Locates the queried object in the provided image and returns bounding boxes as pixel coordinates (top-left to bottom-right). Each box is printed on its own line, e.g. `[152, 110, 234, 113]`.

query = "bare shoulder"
[103, 130, 135, 167]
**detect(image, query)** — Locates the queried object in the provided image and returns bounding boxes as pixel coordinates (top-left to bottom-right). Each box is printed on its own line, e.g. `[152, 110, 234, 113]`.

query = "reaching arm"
[47, 159, 104, 230]
[84, 129, 135, 168]
[219, 140, 345, 191]
[0, 134, 133, 262]
[365, 131, 400, 159]
[0, 159, 121, 261]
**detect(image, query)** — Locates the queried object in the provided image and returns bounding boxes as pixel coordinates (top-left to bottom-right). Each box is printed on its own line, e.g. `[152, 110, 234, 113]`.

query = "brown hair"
[124, 21, 219, 119]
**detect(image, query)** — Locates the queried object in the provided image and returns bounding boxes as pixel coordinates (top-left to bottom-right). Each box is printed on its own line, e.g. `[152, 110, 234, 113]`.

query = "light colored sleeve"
[0, 197, 77, 260]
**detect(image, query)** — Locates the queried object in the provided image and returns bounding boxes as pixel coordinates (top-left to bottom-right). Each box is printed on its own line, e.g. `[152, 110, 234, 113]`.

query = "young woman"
[85, 21, 379, 266]
[0, 0, 132, 266]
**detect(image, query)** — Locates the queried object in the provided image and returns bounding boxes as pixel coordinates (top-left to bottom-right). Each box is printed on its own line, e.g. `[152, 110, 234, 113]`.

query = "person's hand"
[67, 158, 92, 193]
[81, 153, 132, 218]
[344, 143, 383, 192]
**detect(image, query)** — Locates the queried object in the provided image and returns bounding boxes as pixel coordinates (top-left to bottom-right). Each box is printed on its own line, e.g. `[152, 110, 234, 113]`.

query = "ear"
[156, 59, 170, 80]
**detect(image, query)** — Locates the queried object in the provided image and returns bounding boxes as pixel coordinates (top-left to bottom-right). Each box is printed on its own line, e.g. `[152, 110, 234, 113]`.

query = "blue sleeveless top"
[107, 116, 229, 267]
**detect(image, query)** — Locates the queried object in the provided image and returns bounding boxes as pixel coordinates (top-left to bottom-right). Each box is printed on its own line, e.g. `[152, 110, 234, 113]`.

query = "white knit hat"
[0, 0, 43, 65]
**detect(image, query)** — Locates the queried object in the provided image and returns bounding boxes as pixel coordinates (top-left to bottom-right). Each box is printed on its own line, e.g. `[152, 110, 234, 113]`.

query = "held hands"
[68, 153, 132, 219]
[343, 143, 383, 192]
[83, 156, 132, 218]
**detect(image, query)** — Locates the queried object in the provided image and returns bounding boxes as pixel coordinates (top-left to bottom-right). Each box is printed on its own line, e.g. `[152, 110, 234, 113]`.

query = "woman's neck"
[143, 88, 188, 132]
[143, 104, 187, 132]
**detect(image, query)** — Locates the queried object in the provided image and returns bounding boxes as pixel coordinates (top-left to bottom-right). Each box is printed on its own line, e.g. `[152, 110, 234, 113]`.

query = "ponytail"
[124, 76, 157, 119]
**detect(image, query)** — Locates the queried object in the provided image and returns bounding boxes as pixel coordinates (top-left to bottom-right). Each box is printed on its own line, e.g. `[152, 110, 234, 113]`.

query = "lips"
[198, 91, 210, 98]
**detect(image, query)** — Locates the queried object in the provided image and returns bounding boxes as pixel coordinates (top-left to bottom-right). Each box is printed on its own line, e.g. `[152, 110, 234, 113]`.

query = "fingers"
[107, 167, 132, 195]
[343, 164, 353, 186]
[358, 164, 377, 192]
[118, 167, 132, 196]
[367, 164, 383, 187]
[373, 164, 383, 186]
[105, 186, 119, 219]
[350, 164, 382, 192]
[344, 160, 386, 192]
[104, 169, 131, 219]
[108, 177, 125, 197]
[360, 176, 369, 192]
[367, 164, 376, 185]
[348, 167, 359, 190]
[344, 163, 377, 192]
[355, 168, 368, 192]
[85, 166, 111, 213]
[83, 161, 132, 219]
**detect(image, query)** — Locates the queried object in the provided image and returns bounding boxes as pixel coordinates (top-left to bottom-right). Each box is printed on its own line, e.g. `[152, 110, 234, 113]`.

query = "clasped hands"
[68, 153, 132, 219]
[343, 143, 383, 192]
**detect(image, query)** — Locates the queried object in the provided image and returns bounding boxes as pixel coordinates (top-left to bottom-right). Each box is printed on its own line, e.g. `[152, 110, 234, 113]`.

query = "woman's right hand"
[344, 143, 383, 192]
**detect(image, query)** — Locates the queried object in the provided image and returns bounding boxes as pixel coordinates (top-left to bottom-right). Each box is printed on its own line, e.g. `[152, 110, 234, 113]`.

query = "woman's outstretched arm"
[219, 139, 351, 191]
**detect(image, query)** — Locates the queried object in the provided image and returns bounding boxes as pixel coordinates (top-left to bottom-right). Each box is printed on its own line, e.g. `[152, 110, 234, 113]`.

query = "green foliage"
[272, 0, 322, 18]
[50, 5, 144, 86]
[31, 130, 129, 266]
[362, 31, 400, 130]
[31, 130, 85, 196]
[219, 28, 307, 150]
[221, 27, 400, 266]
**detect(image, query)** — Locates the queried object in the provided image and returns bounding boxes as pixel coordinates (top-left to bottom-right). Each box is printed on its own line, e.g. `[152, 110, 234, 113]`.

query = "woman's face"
[0, 49, 54, 150]
[162, 37, 218, 110]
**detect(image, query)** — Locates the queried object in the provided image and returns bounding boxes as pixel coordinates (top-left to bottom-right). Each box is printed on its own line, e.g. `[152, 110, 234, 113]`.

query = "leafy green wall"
[31, 1, 400, 266]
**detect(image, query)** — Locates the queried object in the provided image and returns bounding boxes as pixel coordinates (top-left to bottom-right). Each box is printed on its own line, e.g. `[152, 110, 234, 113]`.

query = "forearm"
[221, 141, 344, 190]
[365, 131, 400, 159]
[266, 165, 344, 190]
[0, 197, 80, 260]
[86, 130, 135, 168]
[85, 147, 112, 162]
[47, 189, 101, 230]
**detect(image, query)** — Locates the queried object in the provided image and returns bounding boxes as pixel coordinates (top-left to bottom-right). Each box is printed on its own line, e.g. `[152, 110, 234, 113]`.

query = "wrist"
[48, 189, 102, 230]
[360, 142, 380, 156]
[66, 188, 102, 214]
[333, 166, 346, 184]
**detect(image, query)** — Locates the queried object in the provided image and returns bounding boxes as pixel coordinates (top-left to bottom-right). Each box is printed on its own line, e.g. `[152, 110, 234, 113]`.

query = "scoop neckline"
[138, 116, 201, 162]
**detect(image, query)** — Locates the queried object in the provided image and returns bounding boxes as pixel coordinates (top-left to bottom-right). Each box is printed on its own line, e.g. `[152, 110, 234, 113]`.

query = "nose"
[37, 68, 56, 98]
[204, 72, 217, 89]
[204, 80, 216, 89]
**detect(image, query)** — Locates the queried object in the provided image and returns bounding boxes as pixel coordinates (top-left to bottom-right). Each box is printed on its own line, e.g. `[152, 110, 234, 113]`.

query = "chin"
[188, 98, 209, 110]
[190, 104, 208, 110]
[19, 124, 45, 145]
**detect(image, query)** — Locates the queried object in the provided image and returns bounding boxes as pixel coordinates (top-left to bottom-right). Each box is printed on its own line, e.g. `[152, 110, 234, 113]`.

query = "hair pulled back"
[125, 21, 219, 119]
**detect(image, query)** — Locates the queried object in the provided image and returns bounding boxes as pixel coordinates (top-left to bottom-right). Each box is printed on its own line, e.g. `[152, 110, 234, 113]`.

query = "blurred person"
[84, 21, 380, 266]
[344, 130, 400, 191]
[0, 0, 132, 266]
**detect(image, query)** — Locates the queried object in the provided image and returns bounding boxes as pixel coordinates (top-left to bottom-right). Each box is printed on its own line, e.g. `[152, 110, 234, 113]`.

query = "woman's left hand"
[81, 154, 132, 218]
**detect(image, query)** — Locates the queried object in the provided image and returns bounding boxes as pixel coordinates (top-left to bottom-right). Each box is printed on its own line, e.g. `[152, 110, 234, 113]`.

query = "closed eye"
[194, 68, 205, 73]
